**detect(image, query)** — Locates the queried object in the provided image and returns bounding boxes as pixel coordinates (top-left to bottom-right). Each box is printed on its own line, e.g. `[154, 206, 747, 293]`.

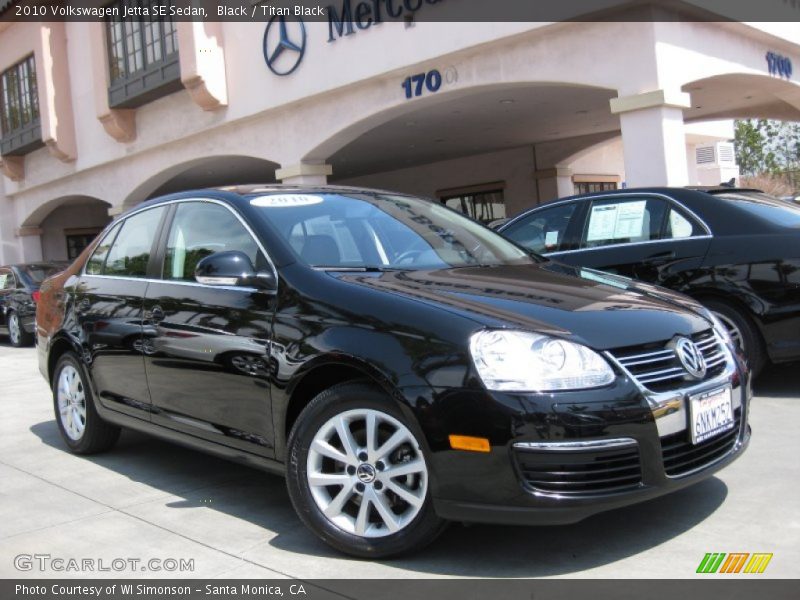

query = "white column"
[610, 90, 691, 187]
[275, 163, 333, 186]
[15, 227, 43, 262]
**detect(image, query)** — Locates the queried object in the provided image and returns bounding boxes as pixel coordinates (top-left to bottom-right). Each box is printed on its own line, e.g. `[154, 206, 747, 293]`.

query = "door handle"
[146, 305, 165, 322]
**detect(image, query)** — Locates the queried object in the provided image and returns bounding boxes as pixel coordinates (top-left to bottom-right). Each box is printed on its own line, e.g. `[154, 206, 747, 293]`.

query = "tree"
[734, 119, 800, 176]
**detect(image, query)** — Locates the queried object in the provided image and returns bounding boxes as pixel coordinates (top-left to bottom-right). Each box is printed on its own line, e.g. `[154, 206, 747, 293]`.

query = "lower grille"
[514, 444, 643, 495]
[661, 409, 741, 477]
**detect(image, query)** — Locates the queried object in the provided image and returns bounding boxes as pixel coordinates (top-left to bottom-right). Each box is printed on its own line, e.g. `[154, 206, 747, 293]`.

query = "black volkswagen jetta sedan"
[498, 187, 800, 375]
[37, 186, 750, 557]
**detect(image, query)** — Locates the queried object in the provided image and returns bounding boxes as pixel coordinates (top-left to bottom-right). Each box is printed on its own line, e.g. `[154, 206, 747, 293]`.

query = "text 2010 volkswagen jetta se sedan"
[36, 186, 750, 557]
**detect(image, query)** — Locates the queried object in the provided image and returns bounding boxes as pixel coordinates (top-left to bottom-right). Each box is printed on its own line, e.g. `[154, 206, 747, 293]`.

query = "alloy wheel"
[306, 408, 428, 538]
[711, 310, 745, 352]
[57, 365, 87, 441]
[8, 313, 20, 345]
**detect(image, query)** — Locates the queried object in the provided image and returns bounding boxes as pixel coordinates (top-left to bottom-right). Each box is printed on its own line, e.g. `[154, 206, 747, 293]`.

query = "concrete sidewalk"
[1, 341, 798, 579]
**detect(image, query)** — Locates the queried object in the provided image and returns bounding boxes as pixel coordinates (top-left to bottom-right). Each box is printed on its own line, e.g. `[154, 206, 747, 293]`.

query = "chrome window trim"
[501, 192, 713, 255]
[80, 197, 279, 291]
[546, 234, 713, 257]
[513, 437, 638, 452]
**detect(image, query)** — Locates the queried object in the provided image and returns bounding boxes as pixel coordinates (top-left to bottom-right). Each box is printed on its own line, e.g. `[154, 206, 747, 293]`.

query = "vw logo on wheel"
[676, 337, 707, 379]
[355, 463, 376, 484]
[263, 16, 306, 76]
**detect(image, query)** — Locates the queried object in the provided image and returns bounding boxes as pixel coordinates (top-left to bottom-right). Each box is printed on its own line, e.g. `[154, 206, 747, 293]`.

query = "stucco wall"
[39, 202, 110, 262]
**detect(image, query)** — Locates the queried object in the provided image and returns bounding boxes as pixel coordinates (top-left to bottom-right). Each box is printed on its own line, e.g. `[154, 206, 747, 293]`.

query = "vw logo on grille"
[356, 463, 376, 484]
[676, 337, 707, 379]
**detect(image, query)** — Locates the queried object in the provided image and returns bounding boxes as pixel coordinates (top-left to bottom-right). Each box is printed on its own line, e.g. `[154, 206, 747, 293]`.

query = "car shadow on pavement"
[30, 417, 729, 577]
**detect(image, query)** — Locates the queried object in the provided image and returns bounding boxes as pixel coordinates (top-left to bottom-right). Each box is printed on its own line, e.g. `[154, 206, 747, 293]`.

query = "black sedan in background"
[499, 187, 800, 374]
[0, 263, 64, 346]
[37, 186, 749, 557]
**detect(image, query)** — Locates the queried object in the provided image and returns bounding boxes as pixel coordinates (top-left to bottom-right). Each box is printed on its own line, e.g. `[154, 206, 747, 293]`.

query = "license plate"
[689, 386, 734, 445]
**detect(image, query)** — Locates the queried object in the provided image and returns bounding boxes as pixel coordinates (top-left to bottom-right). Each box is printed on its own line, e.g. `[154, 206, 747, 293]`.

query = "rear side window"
[88, 207, 166, 277]
[86, 223, 122, 275]
[0, 268, 14, 290]
[581, 197, 667, 249]
[163, 202, 265, 281]
[503, 204, 578, 254]
[665, 207, 703, 239]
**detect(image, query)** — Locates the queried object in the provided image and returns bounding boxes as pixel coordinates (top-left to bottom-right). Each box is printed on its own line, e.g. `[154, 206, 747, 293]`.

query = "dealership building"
[0, 1, 798, 264]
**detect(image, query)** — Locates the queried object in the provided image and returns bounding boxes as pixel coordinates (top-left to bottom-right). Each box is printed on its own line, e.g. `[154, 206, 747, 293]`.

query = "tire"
[8, 311, 33, 347]
[704, 299, 767, 376]
[53, 352, 121, 454]
[286, 381, 446, 558]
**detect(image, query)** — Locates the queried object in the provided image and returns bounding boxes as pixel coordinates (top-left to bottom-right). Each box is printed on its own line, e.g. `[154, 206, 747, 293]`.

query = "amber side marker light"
[449, 435, 491, 453]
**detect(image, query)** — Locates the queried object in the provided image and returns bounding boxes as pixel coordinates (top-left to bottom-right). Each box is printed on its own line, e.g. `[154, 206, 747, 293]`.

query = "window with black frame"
[105, 0, 181, 108]
[0, 55, 43, 156]
[438, 184, 506, 224]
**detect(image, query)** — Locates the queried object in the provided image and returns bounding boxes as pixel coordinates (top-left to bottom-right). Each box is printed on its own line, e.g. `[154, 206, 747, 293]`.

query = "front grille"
[514, 444, 642, 495]
[610, 329, 728, 392]
[661, 409, 741, 477]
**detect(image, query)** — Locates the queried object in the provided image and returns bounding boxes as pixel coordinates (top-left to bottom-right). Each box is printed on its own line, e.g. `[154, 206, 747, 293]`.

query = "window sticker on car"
[587, 201, 647, 241]
[545, 230, 559, 248]
[250, 194, 324, 208]
[0, 274, 6, 288]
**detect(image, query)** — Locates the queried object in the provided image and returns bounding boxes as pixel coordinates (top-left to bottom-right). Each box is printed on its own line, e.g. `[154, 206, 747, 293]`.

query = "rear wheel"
[286, 381, 445, 558]
[704, 299, 767, 376]
[8, 311, 33, 347]
[53, 353, 121, 454]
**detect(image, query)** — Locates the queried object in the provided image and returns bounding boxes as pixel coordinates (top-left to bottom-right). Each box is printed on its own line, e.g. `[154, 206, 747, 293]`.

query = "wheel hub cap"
[356, 463, 376, 484]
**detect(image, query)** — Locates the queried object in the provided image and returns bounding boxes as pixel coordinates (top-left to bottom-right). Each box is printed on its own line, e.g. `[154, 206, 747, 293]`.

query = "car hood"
[336, 262, 711, 350]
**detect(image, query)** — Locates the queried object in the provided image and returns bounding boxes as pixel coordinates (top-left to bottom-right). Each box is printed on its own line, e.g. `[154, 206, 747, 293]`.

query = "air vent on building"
[718, 143, 735, 163]
[696, 146, 716, 165]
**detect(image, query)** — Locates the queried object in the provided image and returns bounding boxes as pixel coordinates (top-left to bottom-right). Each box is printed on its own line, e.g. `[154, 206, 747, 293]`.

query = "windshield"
[715, 191, 800, 228]
[249, 192, 536, 270]
[19, 264, 62, 286]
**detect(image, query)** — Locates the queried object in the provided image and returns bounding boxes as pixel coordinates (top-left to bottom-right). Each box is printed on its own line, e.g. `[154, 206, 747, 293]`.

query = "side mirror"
[194, 251, 277, 291]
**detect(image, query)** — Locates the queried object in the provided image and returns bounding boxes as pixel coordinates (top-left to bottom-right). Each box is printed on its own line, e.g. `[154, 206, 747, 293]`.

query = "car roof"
[499, 186, 796, 235]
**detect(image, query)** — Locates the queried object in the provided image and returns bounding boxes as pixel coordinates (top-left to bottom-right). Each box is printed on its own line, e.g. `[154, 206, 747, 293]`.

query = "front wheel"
[286, 381, 445, 558]
[53, 353, 121, 454]
[704, 299, 767, 376]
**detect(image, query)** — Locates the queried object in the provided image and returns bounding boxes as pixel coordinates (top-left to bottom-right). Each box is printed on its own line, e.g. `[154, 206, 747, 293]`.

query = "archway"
[122, 155, 280, 210]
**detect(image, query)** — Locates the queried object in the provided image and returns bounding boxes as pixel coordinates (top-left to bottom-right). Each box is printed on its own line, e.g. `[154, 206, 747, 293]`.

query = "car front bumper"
[411, 353, 751, 526]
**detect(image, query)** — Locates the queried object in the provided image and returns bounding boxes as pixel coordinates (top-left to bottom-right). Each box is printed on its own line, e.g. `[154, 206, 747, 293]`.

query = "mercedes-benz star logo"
[263, 16, 306, 76]
[676, 337, 707, 379]
[356, 463, 376, 484]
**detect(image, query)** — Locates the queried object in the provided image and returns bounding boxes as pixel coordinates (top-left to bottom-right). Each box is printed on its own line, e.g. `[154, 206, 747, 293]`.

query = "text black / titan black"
[36, 186, 751, 558]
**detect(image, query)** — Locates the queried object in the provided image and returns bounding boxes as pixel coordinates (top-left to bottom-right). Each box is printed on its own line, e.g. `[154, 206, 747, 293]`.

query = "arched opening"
[23, 195, 112, 262]
[682, 73, 800, 122]
[123, 155, 280, 210]
[305, 82, 621, 217]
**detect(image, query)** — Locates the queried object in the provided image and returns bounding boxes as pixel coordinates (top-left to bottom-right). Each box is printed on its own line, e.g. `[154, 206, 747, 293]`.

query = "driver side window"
[503, 204, 577, 254]
[163, 202, 264, 281]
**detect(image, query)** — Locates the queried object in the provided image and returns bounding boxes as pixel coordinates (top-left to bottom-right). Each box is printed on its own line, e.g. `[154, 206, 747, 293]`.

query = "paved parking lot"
[0, 341, 798, 579]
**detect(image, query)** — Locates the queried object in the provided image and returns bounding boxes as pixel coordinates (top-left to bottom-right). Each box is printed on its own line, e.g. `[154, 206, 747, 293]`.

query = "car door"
[547, 194, 712, 286]
[74, 205, 169, 420]
[0, 267, 14, 332]
[142, 200, 277, 457]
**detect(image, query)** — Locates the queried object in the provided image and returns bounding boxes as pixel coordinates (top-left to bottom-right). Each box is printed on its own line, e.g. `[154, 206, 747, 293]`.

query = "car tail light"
[31, 290, 41, 303]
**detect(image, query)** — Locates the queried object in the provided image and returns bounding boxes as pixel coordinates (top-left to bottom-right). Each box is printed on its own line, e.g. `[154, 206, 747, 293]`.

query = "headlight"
[469, 330, 615, 392]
